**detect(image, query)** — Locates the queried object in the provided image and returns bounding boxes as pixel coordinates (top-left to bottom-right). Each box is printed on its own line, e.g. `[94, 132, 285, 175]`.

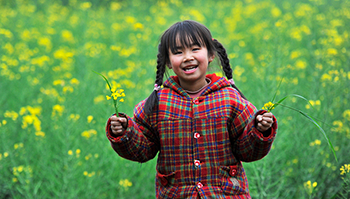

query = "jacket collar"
[163, 73, 231, 98]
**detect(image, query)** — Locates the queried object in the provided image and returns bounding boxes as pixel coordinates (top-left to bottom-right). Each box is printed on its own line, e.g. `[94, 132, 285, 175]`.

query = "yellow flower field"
[1, 0, 349, 198]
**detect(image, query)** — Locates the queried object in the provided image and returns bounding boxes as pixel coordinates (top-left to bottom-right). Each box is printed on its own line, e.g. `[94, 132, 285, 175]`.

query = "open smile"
[183, 65, 198, 73]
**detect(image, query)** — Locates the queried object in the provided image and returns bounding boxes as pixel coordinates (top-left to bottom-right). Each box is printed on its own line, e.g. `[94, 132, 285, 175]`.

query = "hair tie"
[154, 84, 161, 91]
[228, 79, 235, 85]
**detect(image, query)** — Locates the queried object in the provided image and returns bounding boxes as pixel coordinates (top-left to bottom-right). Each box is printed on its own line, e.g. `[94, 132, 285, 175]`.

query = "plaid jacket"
[106, 74, 278, 199]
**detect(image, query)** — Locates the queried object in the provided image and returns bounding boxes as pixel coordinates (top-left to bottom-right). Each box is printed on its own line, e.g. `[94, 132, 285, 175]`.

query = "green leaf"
[271, 78, 284, 103]
[268, 96, 288, 112]
[92, 70, 113, 93]
[93, 70, 118, 114]
[277, 103, 338, 162]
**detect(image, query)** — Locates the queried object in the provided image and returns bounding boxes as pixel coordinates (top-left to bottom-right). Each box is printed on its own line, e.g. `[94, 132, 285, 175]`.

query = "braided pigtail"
[144, 44, 166, 114]
[212, 39, 247, 100]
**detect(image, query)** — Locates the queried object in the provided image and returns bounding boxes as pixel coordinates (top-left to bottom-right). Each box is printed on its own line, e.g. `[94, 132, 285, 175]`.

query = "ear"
[166, 63, 172, 69]
[208, 54, 215, 63]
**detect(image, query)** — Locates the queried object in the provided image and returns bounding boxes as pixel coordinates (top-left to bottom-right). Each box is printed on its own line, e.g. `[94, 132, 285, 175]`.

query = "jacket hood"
[163, 73, 232, 98]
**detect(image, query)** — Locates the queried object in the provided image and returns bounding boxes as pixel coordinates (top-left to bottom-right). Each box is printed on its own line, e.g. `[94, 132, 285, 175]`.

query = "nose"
[183, 51, 194, 62]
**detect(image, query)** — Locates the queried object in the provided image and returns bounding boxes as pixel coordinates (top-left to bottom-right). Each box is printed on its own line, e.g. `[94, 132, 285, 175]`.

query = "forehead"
[175, 35, 201, 47]
[169, 33, 204, 52]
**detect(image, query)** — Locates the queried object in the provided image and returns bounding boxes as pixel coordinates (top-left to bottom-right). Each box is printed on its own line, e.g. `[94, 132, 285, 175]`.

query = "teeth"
[184, 66, 197, 71]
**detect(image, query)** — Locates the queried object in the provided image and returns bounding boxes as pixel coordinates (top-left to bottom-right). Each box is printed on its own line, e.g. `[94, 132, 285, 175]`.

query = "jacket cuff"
[106, 112, 129, 143]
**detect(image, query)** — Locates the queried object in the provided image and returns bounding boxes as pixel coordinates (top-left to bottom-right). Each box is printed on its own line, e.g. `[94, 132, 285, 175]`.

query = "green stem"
[274, 103, 338, 162]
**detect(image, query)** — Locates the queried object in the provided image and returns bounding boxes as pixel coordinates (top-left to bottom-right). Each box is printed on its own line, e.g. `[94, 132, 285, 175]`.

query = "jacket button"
[194, 160, 200, 167]
[194, 132, 200, 139]
[197, 182, 203, 189]
[230, 168, 237, 176]
[193, 98, 199, 105]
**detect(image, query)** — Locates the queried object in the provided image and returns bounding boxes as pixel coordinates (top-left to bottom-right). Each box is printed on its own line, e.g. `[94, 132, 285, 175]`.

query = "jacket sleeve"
[231, 103, 278, 162]
[105, 101, 160, 163]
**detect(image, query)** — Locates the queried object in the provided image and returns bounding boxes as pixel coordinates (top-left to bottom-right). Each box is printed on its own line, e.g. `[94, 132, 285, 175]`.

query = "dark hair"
[144, 20, 246, 114]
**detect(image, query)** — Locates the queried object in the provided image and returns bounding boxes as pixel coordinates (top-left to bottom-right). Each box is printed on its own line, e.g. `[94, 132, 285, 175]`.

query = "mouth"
[183, 65, 198, 72]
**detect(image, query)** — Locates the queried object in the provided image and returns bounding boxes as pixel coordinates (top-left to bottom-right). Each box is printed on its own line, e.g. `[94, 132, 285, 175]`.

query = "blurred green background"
[0, 0, 349, 198]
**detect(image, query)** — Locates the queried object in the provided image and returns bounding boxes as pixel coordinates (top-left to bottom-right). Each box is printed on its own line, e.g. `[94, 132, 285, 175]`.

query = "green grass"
[1, 0, 350, 198]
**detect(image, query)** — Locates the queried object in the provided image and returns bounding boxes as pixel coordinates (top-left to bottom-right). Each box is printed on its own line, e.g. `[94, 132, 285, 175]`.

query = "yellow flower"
[87, 115, 93, 123]
[332, 120, 343, 132]
[106, 95, 111, 100]
[133, 23, 144, 30]
[110, 2, 121, 11]
[63, 86, 74, 94]
[327, 48, 338, 55]
[314, 139, 321, 145]
[35, 131, 45, 137]
[321, 73, 332, 81]
[262, 101, 275, 111]
[69, 114, 80, 121]
[94, 95, 105, 104]
[61, 30, 74, 43]
[290, 50, 301, 59]
[304, 180, 317, 195]
[88, 171, 95, 177]
[81, 129, 97, 139]
[4, 110, 19, 121]
[80, 2, 92, 10]
[52, 105, 65, 117]
[343, 110, 350, 121]
[119, 179, 132, 190]
[68, 150, 73, 155]
[70, 78, 80, 85]
[340, 164, 350, 175]
[295, 60, 307, 69]
[271, 7, 281, 17]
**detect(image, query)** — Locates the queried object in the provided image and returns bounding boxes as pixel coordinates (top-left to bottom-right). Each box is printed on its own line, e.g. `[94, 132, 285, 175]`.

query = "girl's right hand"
[110, 115, 127, 136]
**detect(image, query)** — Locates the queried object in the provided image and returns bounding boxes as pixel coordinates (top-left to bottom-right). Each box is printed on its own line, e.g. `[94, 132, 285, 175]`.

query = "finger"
[257, 123, 268, 132]
[262, 112, 273, 117]
[256, 115, 263, 122]
[261, 117, 273, 125]
[111, 126, 124, 135]
[116, 117, 127, 124]
[111, 120, 122, 125]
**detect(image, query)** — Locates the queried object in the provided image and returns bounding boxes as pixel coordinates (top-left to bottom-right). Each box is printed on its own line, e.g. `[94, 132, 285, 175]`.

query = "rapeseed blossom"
[262, 101, 275, 112]
[304, 180, 317, 195]
[340, 164, 350, 175]
[119, 179, 132, 190]
[81, 129, 97, 139]
[83, 171, 96, 177]
[343, 109, 350, 121]
[94, 71, 126, 115]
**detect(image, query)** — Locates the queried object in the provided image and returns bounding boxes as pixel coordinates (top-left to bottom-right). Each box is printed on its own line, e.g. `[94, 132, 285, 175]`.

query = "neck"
[182, 78, 211, 93]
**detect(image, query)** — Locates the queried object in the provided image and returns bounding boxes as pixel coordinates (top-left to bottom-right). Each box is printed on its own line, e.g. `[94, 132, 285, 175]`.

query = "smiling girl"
[106, 20, 277, 198]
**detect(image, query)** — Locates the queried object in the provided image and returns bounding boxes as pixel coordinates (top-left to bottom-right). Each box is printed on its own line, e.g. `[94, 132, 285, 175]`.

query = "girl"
[106, 20, 277, 198]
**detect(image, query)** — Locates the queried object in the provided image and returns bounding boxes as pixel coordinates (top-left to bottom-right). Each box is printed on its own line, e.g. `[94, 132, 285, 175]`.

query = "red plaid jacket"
[106, 74, 277, 199]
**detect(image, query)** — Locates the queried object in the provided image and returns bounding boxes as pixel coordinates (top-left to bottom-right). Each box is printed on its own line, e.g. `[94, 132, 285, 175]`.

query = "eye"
[173, 51, 182, 55]
[192, 46, 201, 51]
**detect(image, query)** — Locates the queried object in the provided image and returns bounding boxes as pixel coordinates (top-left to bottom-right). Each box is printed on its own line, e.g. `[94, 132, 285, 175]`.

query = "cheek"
[170, 57, 181, 67]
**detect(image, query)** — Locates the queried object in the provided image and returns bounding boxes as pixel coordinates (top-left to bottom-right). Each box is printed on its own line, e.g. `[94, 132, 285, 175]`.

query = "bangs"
[161, 21, 213, 55]
[168, 27, 205, 54]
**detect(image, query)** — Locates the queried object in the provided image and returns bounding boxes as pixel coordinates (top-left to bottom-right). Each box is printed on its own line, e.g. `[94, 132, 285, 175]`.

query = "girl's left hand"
[256, 112, 274, 132]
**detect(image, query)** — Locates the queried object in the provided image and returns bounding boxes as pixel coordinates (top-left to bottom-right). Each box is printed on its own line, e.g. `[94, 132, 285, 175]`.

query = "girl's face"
[167, 38, 214, 91]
